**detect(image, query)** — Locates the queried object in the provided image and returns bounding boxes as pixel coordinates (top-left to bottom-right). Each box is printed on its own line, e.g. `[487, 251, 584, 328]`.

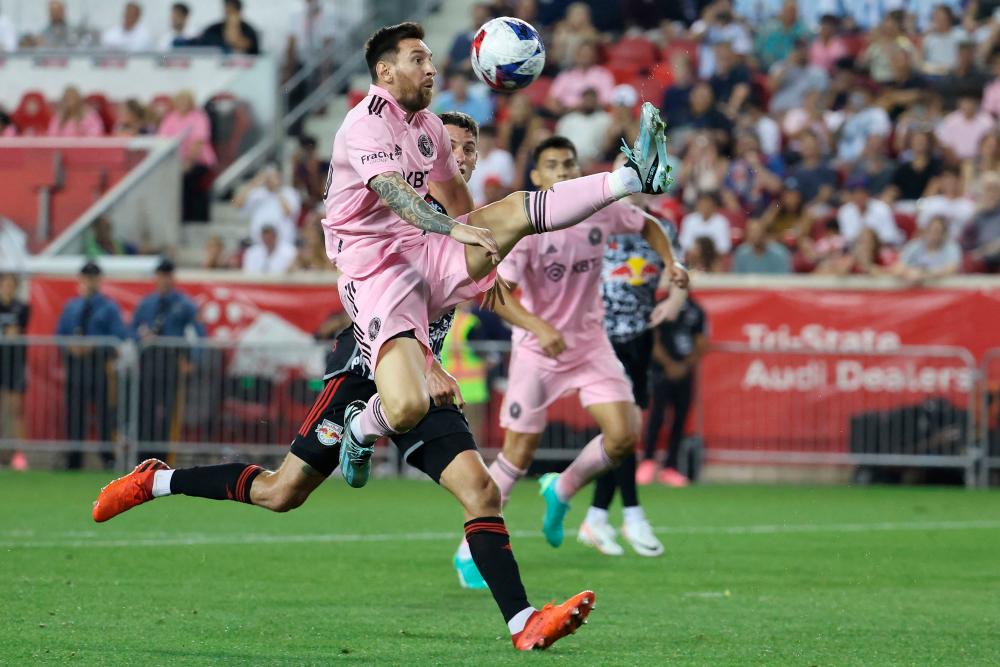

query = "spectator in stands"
[847, 135, 896, 198]
[158, 2, 194, 51]
[84, 216, 136, 257]
[158, 90, 216, 222]
[38, 1, 86, 48]
[963, 171, 1000, 271]
[679, 190, 732, 255]
[198, 0, 260, 55]
[685, 236, 724, 272]
[692, 2, 752, 79]
[732, 218, 792, 273]
[601, 84, 641, 161]
[290, 218, 333, 272]
[233, 164, 301, 246]
[934, 40, 989, 99]
[114, 99, 151, 136]
[0, 272, 29, 470]
[709, 42, 751, 118]
[433, 72, 493, 126]
[971, 132, 1000, 179]
[917, 168, 975, 240]
[285, 0, 338, 71]
[889, 130, 942, 203]
[789, 129, 838, 213]
[982, 53, 1000, 117]
[798, 217, 848, 271]
[809, 14, 848, 73]
[817, 227, 889, 275]
[550, 2, 600, 70]
[242, 224, 297, 274]
[291, 135, 326, 211]
[102, 2, 153, 52]
[837, 175, 903, 245]
[782, 89, 834, 154]
[47, 86, 104, 137]
[768, 38, 829, 115]
[131, 258, 203, 460]
[676, 131, 728, 208]
[762, 179, 809, 238]
[467, 125, 514, 206]
[0, 7, 17, 53]
[202, 235, 236, 269]
[555, 88, 611, 168]
[722, 131, 783, 216]
[935, 93, 996, 163]
[754, 0, 808, 69]
[892, 92, 945, 154]
[891, 216, 961, 281]
[877, 47, 925, 120]
[497, 92, 543, 162]
[0, 109, 16, 136]
[56, 261, 126, 469]
[836, 88, 892, 164]
[737, 100, 781, 158]
[661, 54, 695, 129]
[861, 13, 917, 83]
[922, 4, 967, 76]
[443, 2, 493, 76]
[673, 82, 733, 148]
[545, 40, 615, 115]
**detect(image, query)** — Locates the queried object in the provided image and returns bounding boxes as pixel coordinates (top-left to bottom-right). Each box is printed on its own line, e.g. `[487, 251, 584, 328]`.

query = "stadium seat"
[893, 211, 917, 240]
[206, 93, 254, 173]
[11, 91, 52, 136]
[606, 37, 659, 77]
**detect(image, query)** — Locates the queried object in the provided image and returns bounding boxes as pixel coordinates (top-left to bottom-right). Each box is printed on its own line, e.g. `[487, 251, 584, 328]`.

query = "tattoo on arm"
[369, 172, 457, 235]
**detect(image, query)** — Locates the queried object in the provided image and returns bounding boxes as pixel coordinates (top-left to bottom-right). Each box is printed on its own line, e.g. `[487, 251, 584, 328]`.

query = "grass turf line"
[1, 472, 998, 666]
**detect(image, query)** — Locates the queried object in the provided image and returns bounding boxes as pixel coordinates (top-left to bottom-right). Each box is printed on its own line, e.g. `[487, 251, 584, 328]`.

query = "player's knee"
[462, 473, 502, 516]
[603, 428, 639, 462]
[383, 392, 430, 432]
[256, 479, 310, 513]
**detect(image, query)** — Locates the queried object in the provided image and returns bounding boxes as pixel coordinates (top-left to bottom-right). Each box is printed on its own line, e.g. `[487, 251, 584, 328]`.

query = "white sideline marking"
[1, 520, 998, 550]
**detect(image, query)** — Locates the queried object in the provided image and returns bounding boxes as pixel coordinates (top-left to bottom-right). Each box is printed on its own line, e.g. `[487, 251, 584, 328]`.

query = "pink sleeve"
[498, 237, 533, 284]
[345, 114, 403, 185]
[429, 119, 460, 182]
[613, 203, 647, 235]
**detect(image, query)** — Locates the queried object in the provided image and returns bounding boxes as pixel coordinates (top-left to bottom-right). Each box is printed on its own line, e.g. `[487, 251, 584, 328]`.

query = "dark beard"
[399, 87, 432, 113]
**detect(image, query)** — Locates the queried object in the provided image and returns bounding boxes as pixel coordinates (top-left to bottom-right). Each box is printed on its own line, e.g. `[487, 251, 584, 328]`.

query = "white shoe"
[621, 520, 664, 557]
[577, 520, 625, 556]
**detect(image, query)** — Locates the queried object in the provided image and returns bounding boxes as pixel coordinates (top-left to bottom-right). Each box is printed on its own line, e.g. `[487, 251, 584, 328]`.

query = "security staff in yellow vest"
[440, 302, 488, 447]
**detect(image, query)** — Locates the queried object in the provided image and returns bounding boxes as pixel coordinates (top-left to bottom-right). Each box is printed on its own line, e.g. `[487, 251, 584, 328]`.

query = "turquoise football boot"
[539, 472, 571, 548]
[339, 400, 375, 488]
[453, 551, 488, 590]
[619, 101, 673, 194]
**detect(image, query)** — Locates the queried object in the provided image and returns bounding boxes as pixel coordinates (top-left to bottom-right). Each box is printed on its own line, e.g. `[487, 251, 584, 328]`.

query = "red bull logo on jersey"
[315, 419, 343, 447]
[607, 256, 659, 286]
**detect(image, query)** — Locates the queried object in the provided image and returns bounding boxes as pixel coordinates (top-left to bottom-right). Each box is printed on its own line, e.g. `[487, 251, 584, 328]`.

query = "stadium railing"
[981, 349, 1000, 486]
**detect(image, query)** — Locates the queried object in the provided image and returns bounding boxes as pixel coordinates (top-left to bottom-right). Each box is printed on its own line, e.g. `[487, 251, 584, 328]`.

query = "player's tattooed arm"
[369, 172, 457, 235]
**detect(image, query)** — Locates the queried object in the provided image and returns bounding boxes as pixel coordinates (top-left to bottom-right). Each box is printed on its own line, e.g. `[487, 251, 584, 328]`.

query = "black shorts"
[289, 372, 477, 483]
[0, 344, 27, 393]
[611, 330, 653, 409]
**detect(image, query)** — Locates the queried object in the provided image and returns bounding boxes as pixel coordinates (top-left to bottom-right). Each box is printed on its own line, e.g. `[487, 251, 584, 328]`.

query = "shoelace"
[346, 441, 374, 465]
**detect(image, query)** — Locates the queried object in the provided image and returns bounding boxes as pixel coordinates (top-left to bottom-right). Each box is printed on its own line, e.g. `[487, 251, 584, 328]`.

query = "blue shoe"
[539, 472, 570, 548]
[339, 400, 374, 488]
[620, 102, 672, 194]
[453, 552, 488, 590]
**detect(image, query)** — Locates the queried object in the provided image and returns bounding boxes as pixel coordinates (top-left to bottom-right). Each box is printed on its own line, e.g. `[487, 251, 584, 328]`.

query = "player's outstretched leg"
[92, 453, 324, 522]
[439, 449, 595, 650]
[463, 102, 671, 280]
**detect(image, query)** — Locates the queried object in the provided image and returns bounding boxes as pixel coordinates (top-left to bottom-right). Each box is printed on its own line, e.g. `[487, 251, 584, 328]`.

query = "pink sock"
[555, 435, 613, 502]
[525, 172, 618, 233]
[351, 394, 398, 442]
[488, 453, 526, 508]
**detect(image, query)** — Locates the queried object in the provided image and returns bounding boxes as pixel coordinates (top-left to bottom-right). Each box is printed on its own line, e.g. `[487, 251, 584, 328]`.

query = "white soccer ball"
[470, 17, 545, 92]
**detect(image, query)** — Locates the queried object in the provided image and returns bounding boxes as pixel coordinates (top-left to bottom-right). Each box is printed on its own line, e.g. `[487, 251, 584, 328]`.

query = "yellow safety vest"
[441, 310, 488, 404]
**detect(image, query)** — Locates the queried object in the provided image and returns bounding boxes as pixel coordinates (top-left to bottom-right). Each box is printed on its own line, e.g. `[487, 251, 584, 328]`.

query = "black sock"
[464, 517, 531, 623]
[590, 469, 616, 510]
[616, 453, 639, 507]
[169, 463, 264, 504]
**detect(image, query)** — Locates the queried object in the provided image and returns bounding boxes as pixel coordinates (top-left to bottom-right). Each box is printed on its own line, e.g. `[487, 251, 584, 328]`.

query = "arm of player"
[641, 214, 689, 289]
[490, 280, 567, 358]
[430, 173, 474, 218]
[368, 172, 499, 260]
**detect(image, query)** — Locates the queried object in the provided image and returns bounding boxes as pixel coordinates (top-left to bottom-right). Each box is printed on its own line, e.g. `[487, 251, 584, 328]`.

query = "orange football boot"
[512, 590, 595, 651]
[92, 459, 171, 523]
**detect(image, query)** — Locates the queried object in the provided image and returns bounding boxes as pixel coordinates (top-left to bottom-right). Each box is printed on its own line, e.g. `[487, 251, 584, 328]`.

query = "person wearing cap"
[555, 88, 612, 168]
[837, 175, 903, 245]
[130, 259, 204, 459]
[55, 261, 127, 469]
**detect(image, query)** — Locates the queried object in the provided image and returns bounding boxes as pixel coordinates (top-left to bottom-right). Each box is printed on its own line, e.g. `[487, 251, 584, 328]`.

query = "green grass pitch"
[1, 472, 998, 665]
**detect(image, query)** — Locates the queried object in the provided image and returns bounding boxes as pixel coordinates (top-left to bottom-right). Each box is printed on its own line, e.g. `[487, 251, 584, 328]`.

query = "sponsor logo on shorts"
[588, 228, 603, 246]
[509, 402, 522, 419]
[417, 133, 434, 158]
[368, 317, 381, 341]
[315, 419, 343, 447]
[544, 263, 566, 282]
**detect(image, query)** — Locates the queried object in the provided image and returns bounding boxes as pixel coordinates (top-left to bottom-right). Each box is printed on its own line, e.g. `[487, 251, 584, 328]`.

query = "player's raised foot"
[658, 467, 690, 487]
[453, 552, 488, 590]
[539, 472, 570, 548]
[636, 459, 659, 485]
[339, 400, 375, 488]
[619, 102, 671, 195]
[621, 519, 665, 557]
[92, 458, 170, 523]
[577, 520, 625, 556]
[512, 590, 596, 651]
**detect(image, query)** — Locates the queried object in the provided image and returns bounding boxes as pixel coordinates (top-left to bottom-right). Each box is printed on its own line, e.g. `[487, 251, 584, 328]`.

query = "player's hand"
[533, 319, 567, 358]
[450, 223, 500, 264]
[650, 298, 682, 327]
[482, 276, 513, 311]
[670, 261, 690, 289]
[426, 360, 464, 407]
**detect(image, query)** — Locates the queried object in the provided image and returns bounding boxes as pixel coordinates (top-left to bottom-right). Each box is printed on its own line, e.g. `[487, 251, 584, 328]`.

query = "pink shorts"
[338, 218, 495, 369]
[499, 339, 635, 434]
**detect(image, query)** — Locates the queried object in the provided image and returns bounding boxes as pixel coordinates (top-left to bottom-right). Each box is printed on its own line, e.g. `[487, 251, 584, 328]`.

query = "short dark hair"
[365, 22, 425, 81]
[532, 135, 577, 165]
[173, 2, 190, 17]
[439, 111, 479, 140]
[225, 0, 242, 12]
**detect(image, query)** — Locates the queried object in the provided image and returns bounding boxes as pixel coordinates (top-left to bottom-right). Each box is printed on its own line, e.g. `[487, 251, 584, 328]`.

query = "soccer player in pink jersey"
[320, 22, 672, 494]
[466, 136, 689, 556]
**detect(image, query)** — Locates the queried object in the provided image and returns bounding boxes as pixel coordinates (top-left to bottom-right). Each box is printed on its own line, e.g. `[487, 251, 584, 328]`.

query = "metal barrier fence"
[0, 335, 992, 486]
[697, 343, 981, 486]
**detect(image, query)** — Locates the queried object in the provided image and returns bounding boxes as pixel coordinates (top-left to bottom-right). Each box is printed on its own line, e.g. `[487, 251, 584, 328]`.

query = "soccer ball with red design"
[470, 17, 545, 92]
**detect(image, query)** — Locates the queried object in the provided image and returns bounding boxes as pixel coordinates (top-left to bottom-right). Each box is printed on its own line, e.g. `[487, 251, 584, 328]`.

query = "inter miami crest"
[589, 228, 603, 246]
[544, 263, 566, 282]
[368, 317, 381, 341]
[417, 133, 434, 158]
[510, 402, 522, 419]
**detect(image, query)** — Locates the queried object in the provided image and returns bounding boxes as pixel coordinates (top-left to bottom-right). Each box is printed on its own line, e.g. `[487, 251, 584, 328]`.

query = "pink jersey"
[323, 84, 460, 279]
[499, 200, 646, 366]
